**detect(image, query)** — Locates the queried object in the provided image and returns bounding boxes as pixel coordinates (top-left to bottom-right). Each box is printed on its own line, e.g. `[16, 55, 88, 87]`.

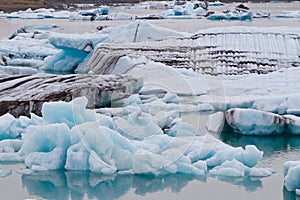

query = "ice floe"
[225, 108, 285, 136]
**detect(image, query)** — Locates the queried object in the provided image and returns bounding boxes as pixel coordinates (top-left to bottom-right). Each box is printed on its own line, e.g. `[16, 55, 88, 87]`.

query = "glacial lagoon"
[0, 1, 300, 200]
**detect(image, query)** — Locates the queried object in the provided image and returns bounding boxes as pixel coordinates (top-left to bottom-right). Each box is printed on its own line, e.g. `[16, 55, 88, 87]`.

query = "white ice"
[284, 161, 300, 191]
[285, 115, 300, 135]
[0, 169, 12, 178]
[225, 108, 285, 135]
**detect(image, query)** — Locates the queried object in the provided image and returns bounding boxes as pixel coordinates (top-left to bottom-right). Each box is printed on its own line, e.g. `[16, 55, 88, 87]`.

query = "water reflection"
[212, 176, 262, 193]
[21, 170, 267, 199]
[22, 171, 206, 199]
[220, 132, 300, 157]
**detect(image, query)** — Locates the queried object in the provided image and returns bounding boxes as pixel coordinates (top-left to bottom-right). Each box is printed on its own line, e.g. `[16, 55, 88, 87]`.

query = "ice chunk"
[42, 97, 96, 128]
[65, 142, 89, 171]
[206, 112, 225, 133]
[43, 48, 88, 72]
[89, 150, 117, 175]
[285, 115, 300, 135]
[276, 11, 300, 18]
[107, 12, 134, 20]
[0, 153, 24, 162]
[249, 167, 275, 177]
[225, 108, 285, 135]
[0, 139, 22, 152]
[0, 169, 12, 178]
[284, 161, 300, 191]
[206, 145, 263, 168]
[0, 113, 18, 140]
[208, 9, 253, 21]
[210, 159, 249, 177]
[165, 122, 198, 137]
[192, 160, 207, 174]
[75, 122, 135, 171]
[115, 112, 163, 139]
[284, 161, 300, 176]
[20, 124, 71, 171]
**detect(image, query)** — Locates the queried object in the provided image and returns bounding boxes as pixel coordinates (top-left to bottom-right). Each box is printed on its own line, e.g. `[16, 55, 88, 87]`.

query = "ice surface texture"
[89, 26, 300, 76]
[225, 108, 285, 135]
[0, 96, 273, 177]
[0, 73, 142, 117]
[284, 161, 300, 191]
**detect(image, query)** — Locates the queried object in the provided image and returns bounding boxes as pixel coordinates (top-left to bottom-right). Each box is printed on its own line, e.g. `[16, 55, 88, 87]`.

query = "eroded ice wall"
[86, 27, 300, 75]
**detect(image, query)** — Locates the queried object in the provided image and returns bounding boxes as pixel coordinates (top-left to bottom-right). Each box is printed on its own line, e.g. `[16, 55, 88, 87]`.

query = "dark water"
[1, 133, 300, 199]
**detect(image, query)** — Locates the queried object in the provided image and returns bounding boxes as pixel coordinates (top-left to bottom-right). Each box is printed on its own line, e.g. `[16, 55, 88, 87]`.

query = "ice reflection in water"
[21, 169, 272, 199]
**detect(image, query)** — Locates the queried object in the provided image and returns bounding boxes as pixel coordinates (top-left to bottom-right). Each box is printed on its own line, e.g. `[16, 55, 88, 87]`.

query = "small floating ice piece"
[0, 169, 12, 178]
[249, 167, 275, 177]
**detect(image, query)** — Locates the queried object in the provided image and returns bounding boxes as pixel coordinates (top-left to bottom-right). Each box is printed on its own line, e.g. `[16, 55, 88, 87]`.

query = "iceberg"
[225, 108, 285, 135]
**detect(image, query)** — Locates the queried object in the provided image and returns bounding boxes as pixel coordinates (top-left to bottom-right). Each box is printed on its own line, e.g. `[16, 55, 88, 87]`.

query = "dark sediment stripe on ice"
[87, 31, 300, 75]
[0, 74, 142, 117]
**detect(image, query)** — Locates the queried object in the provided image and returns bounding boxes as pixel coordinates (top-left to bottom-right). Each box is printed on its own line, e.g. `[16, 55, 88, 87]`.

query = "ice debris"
[0, 169, 12, 178]
[284, 161, 300, 191]
[0, 96, 272, 177]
